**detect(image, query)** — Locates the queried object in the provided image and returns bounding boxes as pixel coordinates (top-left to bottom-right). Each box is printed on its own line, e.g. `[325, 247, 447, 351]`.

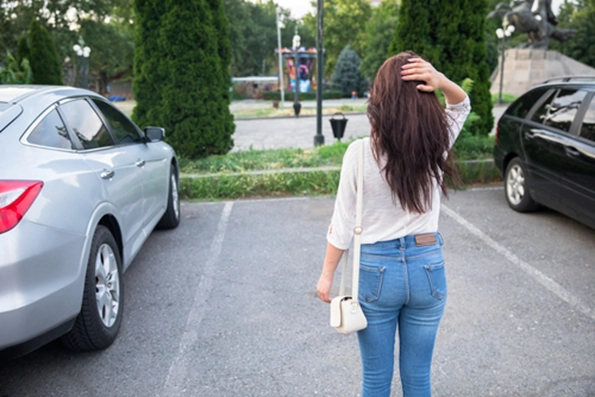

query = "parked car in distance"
[493, 76, 595, 229]
[0, 85, 180, 361]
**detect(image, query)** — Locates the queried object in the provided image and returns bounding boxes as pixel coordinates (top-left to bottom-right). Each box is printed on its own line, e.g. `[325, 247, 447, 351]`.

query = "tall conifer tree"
[206, 0, 235, 148]
[132, 0, 166, 129]
[158, 0, 233, 158]
[389, 0, 493, 136]
[28, 19, 62, 85]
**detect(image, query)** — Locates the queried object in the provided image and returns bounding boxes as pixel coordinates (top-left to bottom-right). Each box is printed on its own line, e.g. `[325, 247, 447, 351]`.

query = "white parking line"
[441, 204, 594, 322]
[162, 201, 234, 396]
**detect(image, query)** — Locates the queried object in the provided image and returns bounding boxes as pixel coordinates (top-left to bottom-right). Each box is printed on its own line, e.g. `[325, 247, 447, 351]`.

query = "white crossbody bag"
[329, 140, 367, 334]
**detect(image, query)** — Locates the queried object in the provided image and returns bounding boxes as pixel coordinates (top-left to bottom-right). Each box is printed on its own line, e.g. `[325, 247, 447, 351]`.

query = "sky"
[268, 0, 567, 19]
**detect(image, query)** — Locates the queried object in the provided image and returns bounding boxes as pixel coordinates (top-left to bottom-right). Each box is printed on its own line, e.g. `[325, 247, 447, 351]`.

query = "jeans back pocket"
[424, 262, 447, 300]
[358, 264, 385, 303]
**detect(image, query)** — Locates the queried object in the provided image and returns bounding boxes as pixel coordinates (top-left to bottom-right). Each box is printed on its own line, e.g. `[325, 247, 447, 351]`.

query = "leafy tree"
[550, 0, 595, 68]
[331, 45, 369, 97]
[158, 0, 234, 158]
[389, 0, 493, 137]
[0, 0, 133, 80]
[28, 19, 62, 84]
[223, 0, 313, 77]
[79, 18, 134, 93]
[304, 0, 371, 77]
[360, 0, 399, 80]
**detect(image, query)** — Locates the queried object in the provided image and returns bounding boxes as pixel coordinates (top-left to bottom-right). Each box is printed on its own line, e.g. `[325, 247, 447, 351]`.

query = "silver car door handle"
[565, 146, 580, 157]
[135, 159, 146, 167]
[100, 169, 115, 179]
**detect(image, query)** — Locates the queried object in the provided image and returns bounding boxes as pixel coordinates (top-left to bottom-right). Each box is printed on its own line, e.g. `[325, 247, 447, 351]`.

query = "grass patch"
[178, 139, 502, 201]
[179, 135, 494, 176]
[179, 141, 350, 174]
[180, 169, 341, 201]
[179, 160, 501, 201]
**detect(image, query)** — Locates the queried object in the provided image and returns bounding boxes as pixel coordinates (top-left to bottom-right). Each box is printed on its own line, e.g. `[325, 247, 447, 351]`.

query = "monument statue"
[487, 0, 576, 48]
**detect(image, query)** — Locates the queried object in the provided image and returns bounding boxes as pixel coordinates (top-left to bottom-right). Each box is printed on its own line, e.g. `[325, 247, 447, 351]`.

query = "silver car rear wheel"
[61, 226, 123, 351]
[95, 243, 120, 328]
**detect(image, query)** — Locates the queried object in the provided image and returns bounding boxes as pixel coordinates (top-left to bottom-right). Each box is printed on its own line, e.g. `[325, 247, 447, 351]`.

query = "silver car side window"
[27, 109, 74, 150]
[91, 99, 143, 145]
[60, 99, 113, 150]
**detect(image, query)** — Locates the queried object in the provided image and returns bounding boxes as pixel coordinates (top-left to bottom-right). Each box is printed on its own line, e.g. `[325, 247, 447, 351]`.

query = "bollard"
[330, 113, 348, 142]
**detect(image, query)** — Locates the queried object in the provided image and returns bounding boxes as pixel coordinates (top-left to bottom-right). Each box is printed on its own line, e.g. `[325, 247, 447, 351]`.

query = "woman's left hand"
[401, 57, 445, 93]
[317, 273, 334, 303]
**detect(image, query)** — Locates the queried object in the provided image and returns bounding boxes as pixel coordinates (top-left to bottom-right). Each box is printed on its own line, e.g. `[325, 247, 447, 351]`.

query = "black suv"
[493, 76, 595, 229]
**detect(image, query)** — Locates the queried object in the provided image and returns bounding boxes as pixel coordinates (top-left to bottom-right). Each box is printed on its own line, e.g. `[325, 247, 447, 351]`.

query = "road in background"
[1, 187, 593, 396]
[231, 100, 508, 152]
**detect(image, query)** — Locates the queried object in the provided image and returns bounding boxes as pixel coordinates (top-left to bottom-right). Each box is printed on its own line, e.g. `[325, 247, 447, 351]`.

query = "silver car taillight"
[0, 180, 43, 234]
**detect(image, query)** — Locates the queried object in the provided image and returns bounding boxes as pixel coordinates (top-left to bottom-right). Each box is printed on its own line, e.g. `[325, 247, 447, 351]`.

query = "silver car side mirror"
[145, 127, 165, 142]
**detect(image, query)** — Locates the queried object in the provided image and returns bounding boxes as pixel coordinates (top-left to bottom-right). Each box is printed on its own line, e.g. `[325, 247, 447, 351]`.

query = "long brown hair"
[367, 51, 458, 214]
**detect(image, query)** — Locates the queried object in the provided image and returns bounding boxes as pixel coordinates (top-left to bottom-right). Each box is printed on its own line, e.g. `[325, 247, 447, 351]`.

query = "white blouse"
[327, 96, 471, 250]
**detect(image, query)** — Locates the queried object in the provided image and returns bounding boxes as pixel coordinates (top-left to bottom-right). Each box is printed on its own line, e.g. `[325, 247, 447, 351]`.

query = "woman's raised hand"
[400, 57, 444, 93]
[401, 56, 468, 104]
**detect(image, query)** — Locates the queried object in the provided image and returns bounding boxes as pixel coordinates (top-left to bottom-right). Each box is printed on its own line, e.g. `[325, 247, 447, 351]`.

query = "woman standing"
[317, 52, 470, 397]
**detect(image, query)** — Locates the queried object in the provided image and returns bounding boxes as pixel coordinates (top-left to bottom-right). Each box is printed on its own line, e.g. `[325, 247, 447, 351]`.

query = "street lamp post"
[314, 0, 324, 146]
[73, 44, 91, 89]
[276, 7, 285, 109]
[496, 24, 515, 105]
[292, 31, 301, 117]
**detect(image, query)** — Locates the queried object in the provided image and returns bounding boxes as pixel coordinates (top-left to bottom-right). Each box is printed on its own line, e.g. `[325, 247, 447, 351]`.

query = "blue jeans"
[357, 233, 447, 397]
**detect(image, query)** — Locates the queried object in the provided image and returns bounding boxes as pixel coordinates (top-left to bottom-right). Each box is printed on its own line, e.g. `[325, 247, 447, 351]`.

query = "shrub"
[331, 45, 369, 97]
[28, 19, 62, 85]
[0, 51, 33, 84]
[158, 0, 234, 159]
[132, 0, 166, 129]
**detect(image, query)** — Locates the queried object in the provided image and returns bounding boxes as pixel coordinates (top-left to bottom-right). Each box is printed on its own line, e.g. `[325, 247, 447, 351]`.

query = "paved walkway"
[232, 99, 508, 152]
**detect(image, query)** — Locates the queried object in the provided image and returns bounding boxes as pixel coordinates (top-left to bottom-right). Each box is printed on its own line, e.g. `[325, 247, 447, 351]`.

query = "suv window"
[92, 99, 143, 145]
[60, 99, 113, 149]
[506, 87, 550, 119]
[27, 109, 73, 150]
[531, 89, 587, 133]
[579, 96, 595, 143]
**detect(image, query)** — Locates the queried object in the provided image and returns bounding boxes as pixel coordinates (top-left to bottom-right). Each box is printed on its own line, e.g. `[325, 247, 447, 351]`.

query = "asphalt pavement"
[1, 188, 594, 396]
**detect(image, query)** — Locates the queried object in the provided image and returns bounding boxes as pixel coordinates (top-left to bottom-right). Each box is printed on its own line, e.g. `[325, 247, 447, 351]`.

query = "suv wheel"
[505, 158, 539, 212]
[61, 225, 123, 351]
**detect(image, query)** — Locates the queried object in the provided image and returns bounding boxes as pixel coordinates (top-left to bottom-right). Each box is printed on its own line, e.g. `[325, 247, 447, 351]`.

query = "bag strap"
[338, 139, 364, 298]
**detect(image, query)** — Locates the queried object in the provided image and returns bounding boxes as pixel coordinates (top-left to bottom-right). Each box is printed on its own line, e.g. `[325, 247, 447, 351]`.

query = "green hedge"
[262, 90, 344, 101]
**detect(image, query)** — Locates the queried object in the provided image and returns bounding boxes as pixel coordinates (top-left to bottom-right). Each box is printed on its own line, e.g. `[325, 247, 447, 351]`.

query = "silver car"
[0, 85, 180, 360]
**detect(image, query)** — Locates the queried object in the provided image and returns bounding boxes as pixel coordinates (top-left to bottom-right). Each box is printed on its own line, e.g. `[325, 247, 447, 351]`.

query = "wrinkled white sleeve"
[446, 95, 472, 148]
[327, 140, 360, 250]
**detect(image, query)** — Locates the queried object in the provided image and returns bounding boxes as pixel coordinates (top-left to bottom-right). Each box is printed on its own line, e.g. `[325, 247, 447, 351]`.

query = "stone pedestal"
[490, 49, 595, 97]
